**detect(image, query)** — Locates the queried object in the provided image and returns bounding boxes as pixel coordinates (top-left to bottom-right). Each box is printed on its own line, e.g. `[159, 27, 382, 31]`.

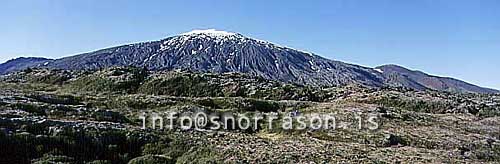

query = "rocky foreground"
[0, 67, 499, 163]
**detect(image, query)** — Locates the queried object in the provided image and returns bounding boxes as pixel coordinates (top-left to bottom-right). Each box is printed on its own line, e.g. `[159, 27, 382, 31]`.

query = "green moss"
[28, 94, 82, 105]
[10, 103, 46, 116]
[371, 96, 453, 114]
[28, 74, 70, 85]
[86, 160, 112, 164]
[138, 74, 223, 97]
[175, 146, 221, 164]
[128, 155, 174, 164]
[477, 104, 500, 117]
[32, 155, 74, 164]
[0, 83, 59, 92]
[92, 110, 131, 123]
[67, 67, 147, 93]
[194, 97, 282, 112]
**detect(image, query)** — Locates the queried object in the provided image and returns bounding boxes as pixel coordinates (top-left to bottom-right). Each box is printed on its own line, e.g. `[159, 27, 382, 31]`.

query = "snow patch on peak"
[176, 29, 317, 57]
[374, 68, 384, 73]
[181, 29, 237, 37]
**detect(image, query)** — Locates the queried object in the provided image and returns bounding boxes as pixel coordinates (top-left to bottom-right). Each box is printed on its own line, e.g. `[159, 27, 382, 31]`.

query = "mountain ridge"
[376, 64, 499, 94]
[0, 57, 53, 75]
[0, 29, 497, 94]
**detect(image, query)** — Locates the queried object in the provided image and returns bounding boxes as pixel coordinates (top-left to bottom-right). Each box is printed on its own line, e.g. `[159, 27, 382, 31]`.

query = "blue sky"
[1, 0, 499, 89]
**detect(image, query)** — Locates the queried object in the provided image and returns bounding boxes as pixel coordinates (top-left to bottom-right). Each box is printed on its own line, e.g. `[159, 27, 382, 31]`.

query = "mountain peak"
[175, 29, 313, 56]
[181, 29, 239, 37]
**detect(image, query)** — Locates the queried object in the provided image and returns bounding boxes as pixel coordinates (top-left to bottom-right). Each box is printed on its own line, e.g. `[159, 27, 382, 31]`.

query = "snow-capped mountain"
[42, 29, 386, 87]
[1, 29, 497, 93]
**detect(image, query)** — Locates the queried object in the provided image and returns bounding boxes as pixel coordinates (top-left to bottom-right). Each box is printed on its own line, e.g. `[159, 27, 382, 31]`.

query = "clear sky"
[1, 0, 499, 89]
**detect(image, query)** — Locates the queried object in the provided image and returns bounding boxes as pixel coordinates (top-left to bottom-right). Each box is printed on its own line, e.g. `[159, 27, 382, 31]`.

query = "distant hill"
[0, 57, 53, 75]
[376, 64, 499, 94]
